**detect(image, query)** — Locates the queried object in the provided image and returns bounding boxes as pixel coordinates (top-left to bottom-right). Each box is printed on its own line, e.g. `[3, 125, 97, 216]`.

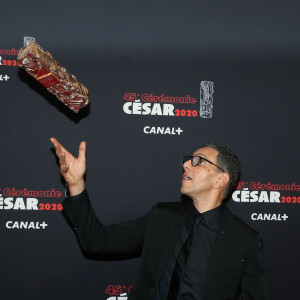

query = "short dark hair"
[204, 143, 241, 198]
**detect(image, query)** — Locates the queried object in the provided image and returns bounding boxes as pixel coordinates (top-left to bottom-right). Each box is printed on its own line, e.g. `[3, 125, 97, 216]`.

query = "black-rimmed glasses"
[183, 155, 225, 172]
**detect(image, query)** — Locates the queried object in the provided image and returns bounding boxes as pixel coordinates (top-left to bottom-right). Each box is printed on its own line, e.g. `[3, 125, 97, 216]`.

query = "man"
[50, 137, 268, 300]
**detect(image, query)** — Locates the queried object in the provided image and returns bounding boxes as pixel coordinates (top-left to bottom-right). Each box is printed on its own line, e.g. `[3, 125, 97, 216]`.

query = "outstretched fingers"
[50, 137, 86, 193]
[50, 137, 68, 157]
[50, 137, 70, 174]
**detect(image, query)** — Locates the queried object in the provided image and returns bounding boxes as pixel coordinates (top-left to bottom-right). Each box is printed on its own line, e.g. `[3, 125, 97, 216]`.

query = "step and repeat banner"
[1, 1, 299, 299]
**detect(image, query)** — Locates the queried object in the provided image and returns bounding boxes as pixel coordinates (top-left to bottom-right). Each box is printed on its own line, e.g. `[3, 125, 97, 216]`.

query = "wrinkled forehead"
[193, 147, 219, 161]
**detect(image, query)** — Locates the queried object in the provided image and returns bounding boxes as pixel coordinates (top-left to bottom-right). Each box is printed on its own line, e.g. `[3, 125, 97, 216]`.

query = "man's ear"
[214, 172, 230, 189]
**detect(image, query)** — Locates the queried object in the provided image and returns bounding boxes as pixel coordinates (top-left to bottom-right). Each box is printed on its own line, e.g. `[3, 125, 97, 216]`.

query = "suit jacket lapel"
[155, 200, 192, 285]
[203, 207, 235, 298]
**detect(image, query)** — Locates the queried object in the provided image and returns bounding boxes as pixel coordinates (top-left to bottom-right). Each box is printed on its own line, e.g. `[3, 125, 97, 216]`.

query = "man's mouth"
[182, 174, 192, 180]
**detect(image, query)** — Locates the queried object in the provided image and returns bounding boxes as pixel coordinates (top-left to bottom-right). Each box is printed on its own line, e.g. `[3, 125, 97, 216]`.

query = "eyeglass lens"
[191, 156, 201, 167]
[182, 155, 202, 167]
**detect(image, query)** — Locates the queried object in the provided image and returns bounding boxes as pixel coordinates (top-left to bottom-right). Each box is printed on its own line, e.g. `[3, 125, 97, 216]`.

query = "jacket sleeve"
[62, 189, 149, 260]
[241, 235, 269, 300]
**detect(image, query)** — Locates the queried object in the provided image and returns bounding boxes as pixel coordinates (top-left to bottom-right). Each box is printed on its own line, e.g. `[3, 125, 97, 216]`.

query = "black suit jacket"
[62, 190, 268, 300]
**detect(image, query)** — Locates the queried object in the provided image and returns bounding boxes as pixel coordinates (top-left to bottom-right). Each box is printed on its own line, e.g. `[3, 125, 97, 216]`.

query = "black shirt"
[154, 203, 225, 299]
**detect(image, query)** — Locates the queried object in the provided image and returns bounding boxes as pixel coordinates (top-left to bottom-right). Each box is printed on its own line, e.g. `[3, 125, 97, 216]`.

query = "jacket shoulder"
[225, 208, 261, 244]
[152, 200, 190, 211]
[149, 200, 191, 218]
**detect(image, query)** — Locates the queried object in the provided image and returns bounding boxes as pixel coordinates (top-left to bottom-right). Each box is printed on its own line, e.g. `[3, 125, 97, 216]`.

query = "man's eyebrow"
[193, 153, 207, 158]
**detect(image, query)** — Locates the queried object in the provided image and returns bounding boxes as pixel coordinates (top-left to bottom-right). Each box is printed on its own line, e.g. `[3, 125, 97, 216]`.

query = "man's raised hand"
[50, 137, 86, 196]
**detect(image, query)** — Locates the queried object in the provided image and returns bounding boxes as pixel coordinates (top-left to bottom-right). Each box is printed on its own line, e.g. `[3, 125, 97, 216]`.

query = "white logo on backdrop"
[251, 213, 288, 221]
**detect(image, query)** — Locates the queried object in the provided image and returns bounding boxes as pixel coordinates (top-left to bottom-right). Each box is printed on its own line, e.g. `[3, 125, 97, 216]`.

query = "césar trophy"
[18, 37, 90, 113]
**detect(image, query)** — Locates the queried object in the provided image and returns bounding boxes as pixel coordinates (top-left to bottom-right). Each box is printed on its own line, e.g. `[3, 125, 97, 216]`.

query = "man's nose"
[183, 159, 191, 171]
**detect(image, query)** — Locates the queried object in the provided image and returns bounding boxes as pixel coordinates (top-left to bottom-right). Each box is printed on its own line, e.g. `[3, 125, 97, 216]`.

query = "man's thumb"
[78, 141, 86, 160]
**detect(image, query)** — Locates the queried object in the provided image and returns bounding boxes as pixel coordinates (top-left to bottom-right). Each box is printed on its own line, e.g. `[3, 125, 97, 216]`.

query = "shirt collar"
[188, 203, 225, 226]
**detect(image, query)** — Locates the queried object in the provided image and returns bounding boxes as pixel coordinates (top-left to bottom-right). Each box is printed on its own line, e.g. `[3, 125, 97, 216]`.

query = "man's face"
[181, 147, 222, 199]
